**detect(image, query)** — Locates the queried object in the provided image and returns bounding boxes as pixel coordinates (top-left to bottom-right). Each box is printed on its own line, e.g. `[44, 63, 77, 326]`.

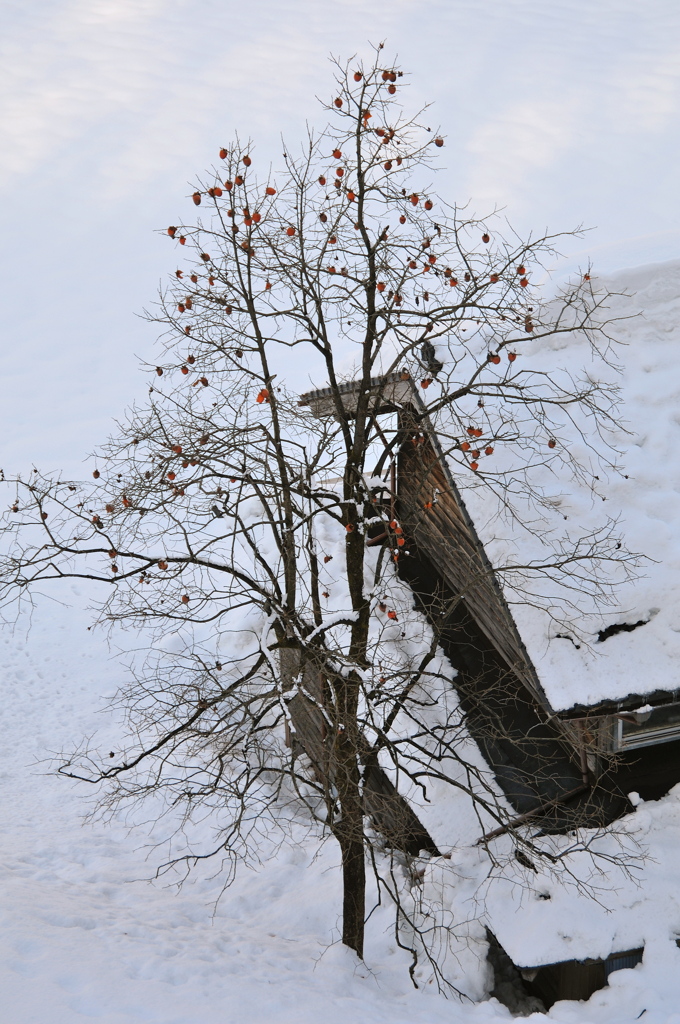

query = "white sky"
[1, 0, 679, 475]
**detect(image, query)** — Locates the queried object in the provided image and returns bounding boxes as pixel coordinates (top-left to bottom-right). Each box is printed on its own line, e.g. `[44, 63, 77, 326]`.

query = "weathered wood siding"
[397, 418, 547, 709]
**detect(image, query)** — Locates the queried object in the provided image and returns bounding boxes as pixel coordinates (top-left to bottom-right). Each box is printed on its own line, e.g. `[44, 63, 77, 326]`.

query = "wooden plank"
[397, 427, 547, 707]
[298, 373, 413, 421]
[280, 650, 439, 856]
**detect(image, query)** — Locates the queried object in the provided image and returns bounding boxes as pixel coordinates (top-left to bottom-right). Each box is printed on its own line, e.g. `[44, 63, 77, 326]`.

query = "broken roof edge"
[556, 687, 680, 719]
[298, 371, 415, 420]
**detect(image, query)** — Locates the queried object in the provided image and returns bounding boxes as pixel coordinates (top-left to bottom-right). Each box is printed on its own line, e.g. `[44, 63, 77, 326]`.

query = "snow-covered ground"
[4, 586, 680, 1024]
[3, 572, 680, 1020]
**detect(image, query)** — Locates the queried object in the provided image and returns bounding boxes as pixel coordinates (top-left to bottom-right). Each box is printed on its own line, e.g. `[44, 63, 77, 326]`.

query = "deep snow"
[3, 573, 680, 1021]
[457, 259, 680, 711]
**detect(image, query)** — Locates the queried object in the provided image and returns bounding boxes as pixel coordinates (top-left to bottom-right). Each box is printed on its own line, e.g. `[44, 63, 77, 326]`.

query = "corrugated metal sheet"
[603, 948, 643, 979]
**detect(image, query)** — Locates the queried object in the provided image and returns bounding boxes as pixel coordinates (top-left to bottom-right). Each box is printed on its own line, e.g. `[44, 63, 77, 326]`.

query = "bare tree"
[0, 47, 640, 981]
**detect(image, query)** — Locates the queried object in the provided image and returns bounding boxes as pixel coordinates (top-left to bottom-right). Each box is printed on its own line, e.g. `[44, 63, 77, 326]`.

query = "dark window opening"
[521, 948, 644, 1008]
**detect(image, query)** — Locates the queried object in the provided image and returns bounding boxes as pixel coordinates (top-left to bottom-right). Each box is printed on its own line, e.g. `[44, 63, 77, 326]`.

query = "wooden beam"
[280, 649, 439, 857]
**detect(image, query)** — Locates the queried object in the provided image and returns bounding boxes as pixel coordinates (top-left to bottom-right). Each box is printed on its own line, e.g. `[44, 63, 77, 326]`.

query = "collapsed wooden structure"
[294, 373, 680, 846]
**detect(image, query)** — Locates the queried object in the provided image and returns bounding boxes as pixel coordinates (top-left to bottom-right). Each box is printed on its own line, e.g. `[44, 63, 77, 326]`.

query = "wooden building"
[298, 373, 680, 835]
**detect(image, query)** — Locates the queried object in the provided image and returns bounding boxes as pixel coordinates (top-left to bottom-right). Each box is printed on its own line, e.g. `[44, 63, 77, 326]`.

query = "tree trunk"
[340, 828, 365, 958]
[333, 669, 366, 959]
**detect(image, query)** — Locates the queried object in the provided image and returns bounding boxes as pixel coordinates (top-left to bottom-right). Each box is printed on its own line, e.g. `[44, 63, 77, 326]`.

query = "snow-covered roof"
[454, 259, 680, 711]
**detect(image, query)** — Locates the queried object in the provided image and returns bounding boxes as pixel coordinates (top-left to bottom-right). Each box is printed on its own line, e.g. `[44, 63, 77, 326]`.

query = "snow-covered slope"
[453, 259, 680, 710]
[0, 591, 449, 1024]
[4, 587, 680, 1024]
[4, 591, 680, 1021]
